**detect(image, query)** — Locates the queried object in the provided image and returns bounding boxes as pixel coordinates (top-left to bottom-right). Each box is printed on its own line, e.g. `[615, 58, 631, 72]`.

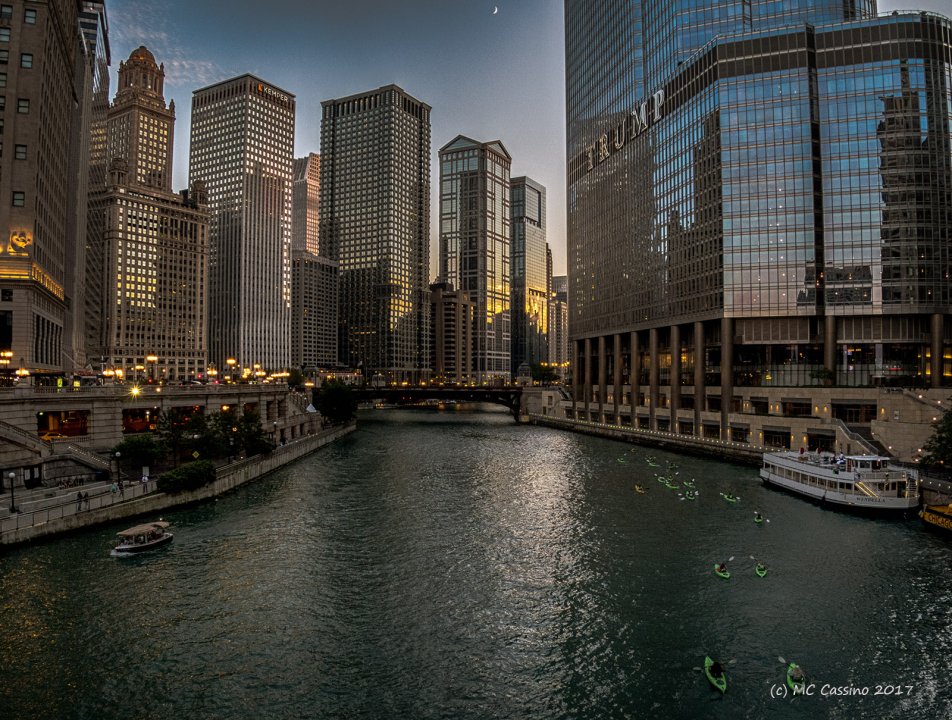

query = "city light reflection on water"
[1, 407, 950, 719]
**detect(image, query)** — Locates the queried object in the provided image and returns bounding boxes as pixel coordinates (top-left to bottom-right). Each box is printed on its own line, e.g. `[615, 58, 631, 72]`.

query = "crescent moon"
[493, 6, 498, 14]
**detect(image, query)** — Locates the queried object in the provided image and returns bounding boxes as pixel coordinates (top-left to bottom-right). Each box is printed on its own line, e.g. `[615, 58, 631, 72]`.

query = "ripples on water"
[1, 407, 951, 719]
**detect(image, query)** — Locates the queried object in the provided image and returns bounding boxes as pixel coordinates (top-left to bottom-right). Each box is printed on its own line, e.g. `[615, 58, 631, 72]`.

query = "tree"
[530, 363, 558, 385]
[317, 380, 357, 424]
[112, 434, 162, 474]
[922, 403, 952, 467]
[287, 367, 306, 387]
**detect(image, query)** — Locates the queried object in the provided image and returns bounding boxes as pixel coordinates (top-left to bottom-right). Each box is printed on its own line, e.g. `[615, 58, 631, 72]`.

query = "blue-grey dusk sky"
[107, 0, 949, 280]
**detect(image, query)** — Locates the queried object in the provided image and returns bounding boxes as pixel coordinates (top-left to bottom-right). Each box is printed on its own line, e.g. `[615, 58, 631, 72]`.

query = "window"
[24, 9, 36, 24]
[1, 289, 12, 302]
[0, 96, 4, 111]
[0, 73, 5, 88]
[0, 51, 8, 65]
[16, 98, 28, 113]
[14, 144, 25, 159]
[19, 54, 31, 69]
[12, 191, 24, 207]
[0, 6, 10, 20]
[0, 28, 8, 43]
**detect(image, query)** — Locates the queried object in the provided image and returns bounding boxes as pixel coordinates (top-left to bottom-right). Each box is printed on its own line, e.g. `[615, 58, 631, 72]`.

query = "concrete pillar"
[932, 313, 943, 389]
[694, 321, 705, 434]
[584, 337, 592, 417]
[613, 333, 622, 423]
[630, 330, 640, 427]
[720, 317, 734, 440]
[649, 327, 659, 430]
[670, 324, 681, 432]
[572, 339, 580, 418]
[824, 316, 836, 384]
[597, 335, 607, 422]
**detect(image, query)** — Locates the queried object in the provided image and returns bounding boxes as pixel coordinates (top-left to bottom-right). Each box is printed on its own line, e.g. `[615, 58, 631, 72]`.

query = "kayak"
[786, 662, 805, 693]
[704, 656, 727, 693]
[684, 492, 697, 501]
[755, 564, 767, 577]
[720, 493, 738, 503]
[714, 564, 730, 579]
[754, 514, 764, 524]
[647, 460, 659, 467]
[634, 485, 646, 494]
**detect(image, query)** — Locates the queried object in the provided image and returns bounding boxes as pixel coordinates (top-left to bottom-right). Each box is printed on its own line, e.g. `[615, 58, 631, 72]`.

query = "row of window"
[0, 5, 36, 24]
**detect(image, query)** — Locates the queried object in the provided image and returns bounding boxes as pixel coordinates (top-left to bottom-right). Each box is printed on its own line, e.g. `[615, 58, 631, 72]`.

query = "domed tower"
[107, 46, 175, 191]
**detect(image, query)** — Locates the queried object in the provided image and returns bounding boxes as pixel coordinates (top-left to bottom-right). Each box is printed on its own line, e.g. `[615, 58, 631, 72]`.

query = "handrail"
[0, 418, 50, 450]
[829, 418, 878, 455]
[58, 442, 111, 469]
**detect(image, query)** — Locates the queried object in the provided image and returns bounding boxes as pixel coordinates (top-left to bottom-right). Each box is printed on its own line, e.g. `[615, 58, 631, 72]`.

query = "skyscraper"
[320, 85, 431, 383]
[565, 2, 952, 447]
[439, 136, 512, 383]
[430, 280, 474, 384]
[292, 153, 320, 255]
[291, 252, 338, 372]
[510, 176, 549, 376]
[550, 274, 569, 379]
[0, 1, 82, 376]
[87, 47, 209, 382]
[190, 75, 295, 372]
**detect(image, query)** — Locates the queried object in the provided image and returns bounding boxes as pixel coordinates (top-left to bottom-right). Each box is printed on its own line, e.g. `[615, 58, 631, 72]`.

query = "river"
[1, 407, 950, 719]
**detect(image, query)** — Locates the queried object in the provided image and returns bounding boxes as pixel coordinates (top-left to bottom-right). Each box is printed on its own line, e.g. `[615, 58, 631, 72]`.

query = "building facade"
[550, 274, 569, 380]
[0, 0, 82, 379]
[565, 2, 952, 448]
[439, 136, 512, 383]
[291, 251, 338, 372]
[510, 176, 549, 376]
[320, 85, 431, 383]
[292, 153, 320, 255]
[430, 281, 474, 384]
[190, 75, 295, 372]
[87, 47, 208, 383]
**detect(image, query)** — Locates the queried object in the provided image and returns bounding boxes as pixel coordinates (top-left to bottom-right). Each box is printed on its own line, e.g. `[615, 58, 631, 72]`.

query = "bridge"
[344, 386, 525, 421]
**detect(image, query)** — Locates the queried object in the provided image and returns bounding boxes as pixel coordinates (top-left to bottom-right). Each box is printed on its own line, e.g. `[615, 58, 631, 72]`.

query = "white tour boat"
[760, 451, 919, 513]
[111, 520, 174, 555]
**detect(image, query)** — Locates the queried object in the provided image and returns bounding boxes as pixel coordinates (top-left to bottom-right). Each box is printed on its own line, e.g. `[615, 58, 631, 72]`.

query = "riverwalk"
[0, 422, 355, 547]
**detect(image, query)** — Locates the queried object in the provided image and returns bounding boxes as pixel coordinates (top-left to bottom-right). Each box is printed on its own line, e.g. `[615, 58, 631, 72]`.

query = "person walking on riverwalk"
[76, 492, 83, 512]
[83, 492, 90, 510]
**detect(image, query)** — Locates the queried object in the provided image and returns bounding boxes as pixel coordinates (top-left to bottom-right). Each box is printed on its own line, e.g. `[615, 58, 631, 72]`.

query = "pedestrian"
[84, 492, 90, 510]
[110, 481, 117, 495]
[76, 491, 83, 512]
[118, 480, 124, 498]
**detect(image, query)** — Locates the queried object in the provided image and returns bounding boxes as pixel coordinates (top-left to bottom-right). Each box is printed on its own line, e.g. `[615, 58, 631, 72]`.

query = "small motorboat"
[112, 521, 173, 556]
[704, 656, 727, 693]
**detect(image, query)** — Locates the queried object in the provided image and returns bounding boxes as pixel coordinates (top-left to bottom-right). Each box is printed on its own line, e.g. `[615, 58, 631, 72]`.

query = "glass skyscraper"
[320, 85, 431, 384]
[566, 1, 952, 449]
[439, 136, 512, 383]
[510, 176, 550, 376]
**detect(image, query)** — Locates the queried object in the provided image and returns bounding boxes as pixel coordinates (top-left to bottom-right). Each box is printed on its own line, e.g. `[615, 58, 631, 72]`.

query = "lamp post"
[146, 354, 158, 383]
[114, 451, 122, 490]
[226, 357, 237, 383]
[7, 470, 17, 513]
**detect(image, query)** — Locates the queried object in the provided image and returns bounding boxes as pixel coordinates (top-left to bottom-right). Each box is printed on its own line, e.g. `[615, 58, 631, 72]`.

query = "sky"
[106, 0, 951, 281]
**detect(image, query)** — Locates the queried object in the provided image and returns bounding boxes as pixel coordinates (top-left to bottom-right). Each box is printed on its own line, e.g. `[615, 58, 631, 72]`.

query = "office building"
[320, 85, 431, 383]
[0, 1, 82, 377]
[292, 153, 320, 255]
[292, 251, 338, 371]
[190, 74, 295, 371]
[550, 274, 569, 380]
[565, 2, 952, 448]
[87, 46, 209, 382]
[439, 136, 512, 383]
[511, 176, 549, 375]
[430, 281, 474, 384]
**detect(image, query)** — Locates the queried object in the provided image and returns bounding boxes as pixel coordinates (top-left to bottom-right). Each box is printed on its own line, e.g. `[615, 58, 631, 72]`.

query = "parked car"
[39, 431, 66, 442]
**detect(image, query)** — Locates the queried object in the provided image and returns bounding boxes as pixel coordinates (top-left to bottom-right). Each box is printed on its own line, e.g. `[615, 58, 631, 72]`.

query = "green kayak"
[754, 515, 764, 524]
[714, 564, 730, 579]
[755, 564, 767, 577]
[704, 656, 727, 693]
[786, 662, 805, 693]
[684, 492, 697, 501]
[720, 493, 738, 503]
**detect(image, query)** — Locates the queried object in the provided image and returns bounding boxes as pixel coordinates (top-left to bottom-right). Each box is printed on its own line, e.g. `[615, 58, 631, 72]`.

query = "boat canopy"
[116, 521, 169, 538]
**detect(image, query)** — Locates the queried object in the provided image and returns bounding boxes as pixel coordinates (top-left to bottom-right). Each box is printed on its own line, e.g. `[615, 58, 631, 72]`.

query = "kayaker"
[756, 562, 766, 573]
[710, 661, 724, 676]
[716, 562, 727, 574]
[790, 665, 804, 682]
[754, 511, 763, 522]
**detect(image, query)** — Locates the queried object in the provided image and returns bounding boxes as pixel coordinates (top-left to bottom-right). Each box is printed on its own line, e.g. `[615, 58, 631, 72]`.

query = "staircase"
[57, 442, 111, 470]
[0, 419, 51, 455]
[847, 423, 890, 456]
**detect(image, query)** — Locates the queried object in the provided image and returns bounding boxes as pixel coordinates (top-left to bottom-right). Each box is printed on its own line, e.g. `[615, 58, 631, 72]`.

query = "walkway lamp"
[146, 354, 158, 383]
[226, 357, 237, 383]
[114, 451, 122, 487]
[7, 471, 16, 513]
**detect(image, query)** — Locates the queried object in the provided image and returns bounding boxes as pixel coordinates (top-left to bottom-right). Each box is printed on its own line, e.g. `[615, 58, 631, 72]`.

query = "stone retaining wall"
[0, 423, 355, 547]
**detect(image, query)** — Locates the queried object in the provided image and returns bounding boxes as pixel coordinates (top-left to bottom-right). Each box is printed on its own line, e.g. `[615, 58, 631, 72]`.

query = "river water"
[1, 407, 950, 719]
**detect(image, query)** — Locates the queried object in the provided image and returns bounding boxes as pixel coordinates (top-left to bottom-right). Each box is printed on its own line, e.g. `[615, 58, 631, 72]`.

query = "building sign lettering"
[586, 89, 665, 172]
[256, 82, 290, 106]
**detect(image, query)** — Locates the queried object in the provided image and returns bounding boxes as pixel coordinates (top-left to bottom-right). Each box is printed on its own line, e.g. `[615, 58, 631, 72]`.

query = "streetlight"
[146, 354, 158, 383]
[114, 451, 122, 489]
[7, 471, 17, 513]
[226, 357, 237, 383]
